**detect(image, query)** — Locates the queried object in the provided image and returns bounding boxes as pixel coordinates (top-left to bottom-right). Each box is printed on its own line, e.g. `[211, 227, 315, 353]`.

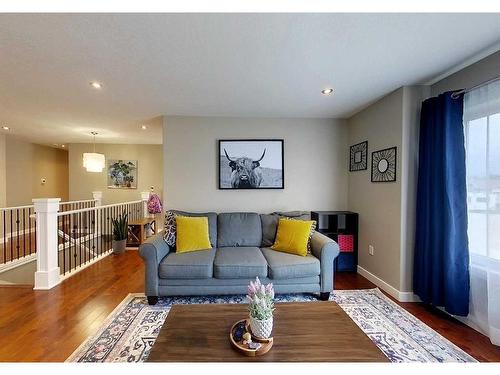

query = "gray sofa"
[139, 212, 339, 305]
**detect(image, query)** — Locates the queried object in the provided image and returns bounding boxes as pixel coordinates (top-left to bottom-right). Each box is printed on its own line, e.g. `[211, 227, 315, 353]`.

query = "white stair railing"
[0, 195, 101, 270]
[32, 191, 151, 289]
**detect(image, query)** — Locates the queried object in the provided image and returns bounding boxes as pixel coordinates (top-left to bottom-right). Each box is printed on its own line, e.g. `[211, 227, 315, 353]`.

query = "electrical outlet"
[369, 245, 374, 256]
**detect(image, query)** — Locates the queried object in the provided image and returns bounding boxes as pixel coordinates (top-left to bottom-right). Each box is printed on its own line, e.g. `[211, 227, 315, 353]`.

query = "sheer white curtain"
[464, 79, 500, 346]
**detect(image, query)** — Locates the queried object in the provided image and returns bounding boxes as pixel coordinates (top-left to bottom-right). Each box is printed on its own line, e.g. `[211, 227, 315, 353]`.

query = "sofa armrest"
[311, 232, 340, 293]
[139, 233, 170, 297]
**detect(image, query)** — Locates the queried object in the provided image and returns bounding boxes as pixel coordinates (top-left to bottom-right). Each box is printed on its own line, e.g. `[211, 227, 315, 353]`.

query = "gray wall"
[400, 85, 429, 292]
[347, 88, 404, 290]
[163, 116, 348, 213]
[431, 50, 500, 95]
[68, 143, 163, 205]
[346, 86, 426, 293]
[5, 136, 69, 206]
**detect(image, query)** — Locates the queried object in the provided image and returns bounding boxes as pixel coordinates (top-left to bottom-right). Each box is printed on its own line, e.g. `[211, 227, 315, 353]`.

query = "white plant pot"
[249, 316, 273, 339]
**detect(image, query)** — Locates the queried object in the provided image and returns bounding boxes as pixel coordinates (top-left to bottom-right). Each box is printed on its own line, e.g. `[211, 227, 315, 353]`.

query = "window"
[463, 79, 500, 346]
[464, 81, 500, 261]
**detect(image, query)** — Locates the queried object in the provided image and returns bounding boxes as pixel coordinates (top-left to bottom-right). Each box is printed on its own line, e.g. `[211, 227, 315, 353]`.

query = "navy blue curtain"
[413, 91, 470, 316]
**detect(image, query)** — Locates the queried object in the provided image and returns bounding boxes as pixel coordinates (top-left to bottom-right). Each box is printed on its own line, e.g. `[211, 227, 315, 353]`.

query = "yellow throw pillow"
[271, 218, 315, 257]
[175, 216, 212, 253]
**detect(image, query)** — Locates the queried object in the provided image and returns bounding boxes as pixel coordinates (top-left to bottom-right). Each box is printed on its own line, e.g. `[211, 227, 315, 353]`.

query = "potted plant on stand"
[247, 277, 275, 339]
[111, 211, 128, 254]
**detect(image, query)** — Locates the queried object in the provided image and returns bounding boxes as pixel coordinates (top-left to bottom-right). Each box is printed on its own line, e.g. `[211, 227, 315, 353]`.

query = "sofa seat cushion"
[260, 247, 320, 279]
[159, 248, 216, 279]
[214, 247, 268, 279]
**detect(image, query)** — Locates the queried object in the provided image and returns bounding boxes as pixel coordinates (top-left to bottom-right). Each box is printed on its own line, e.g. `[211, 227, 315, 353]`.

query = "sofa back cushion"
[217, 212, 262, 247]
[260, 214, 279, 247]
[260, 211, 311, 247]
[171, 210, 218, 248]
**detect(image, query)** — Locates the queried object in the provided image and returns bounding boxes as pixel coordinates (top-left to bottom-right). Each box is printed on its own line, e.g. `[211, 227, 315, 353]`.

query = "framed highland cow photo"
[219, 139, 284, 190]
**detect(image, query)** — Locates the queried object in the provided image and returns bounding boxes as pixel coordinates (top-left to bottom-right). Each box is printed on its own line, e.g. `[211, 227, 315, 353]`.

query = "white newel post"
[92, 191, 103, 207]
[92, 191, 102, 235]
[33, 198, 61, 290]
[141, 191, 150, 218]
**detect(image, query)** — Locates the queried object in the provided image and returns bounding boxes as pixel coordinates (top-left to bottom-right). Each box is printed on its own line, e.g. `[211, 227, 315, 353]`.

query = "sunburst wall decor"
[371, 147, 397, 182]
[349, 141, 368, 171]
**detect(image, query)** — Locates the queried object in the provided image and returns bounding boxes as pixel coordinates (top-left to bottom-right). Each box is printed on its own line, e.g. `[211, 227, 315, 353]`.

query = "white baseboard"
[357, 265, 420, 303]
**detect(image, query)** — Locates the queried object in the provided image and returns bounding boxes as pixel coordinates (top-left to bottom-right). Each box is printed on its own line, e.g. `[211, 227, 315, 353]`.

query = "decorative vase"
[112, 239, 127, 254]
[249, 316, 273, 339]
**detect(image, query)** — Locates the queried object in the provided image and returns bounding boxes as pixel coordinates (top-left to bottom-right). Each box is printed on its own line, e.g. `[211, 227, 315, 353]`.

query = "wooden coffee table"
[147, 302, 388, 362]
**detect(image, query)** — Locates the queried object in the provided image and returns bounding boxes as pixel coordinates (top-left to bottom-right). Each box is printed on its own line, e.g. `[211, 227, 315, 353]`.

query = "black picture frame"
[218, 139, 284, 190]
[349, 141, 368, 171]
[371, 146, 397, 182]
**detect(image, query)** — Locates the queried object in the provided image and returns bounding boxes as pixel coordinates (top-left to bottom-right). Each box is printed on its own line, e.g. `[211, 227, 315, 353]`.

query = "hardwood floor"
[0, 250, 499, 362]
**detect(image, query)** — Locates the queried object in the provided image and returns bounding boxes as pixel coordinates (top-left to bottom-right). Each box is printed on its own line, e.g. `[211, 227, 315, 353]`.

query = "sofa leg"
[147, 296, 159, 305]
[319, 292, 330, 301]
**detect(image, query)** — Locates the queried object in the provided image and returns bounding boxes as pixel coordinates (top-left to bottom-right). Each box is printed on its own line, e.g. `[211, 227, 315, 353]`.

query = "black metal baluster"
[99, 207, 102, 256]
[94, 209, 97, 259]
[72, 214, 77, 272]
[10, 212, 13, 261]
[34, 210, 37, 254]
[28, 208, 32, 255]
[88, 210, 92, 262]
[22, 209, 26, 258]
[16, 209, 20, 260]
[78, 211, 82, 267]
[107, 207, 110, 252]
[57, 215, 60, 270]
[2, 211, 5, 263]
[83, 211, 87, 264]
[90, 210, 94, 261]
[113, 206, 116, 249]
[69, 214, 72, 273]
[62, 214, 66, 274]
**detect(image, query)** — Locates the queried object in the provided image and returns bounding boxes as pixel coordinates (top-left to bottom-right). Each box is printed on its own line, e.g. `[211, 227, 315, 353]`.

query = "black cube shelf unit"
[311, 211, 359, 272]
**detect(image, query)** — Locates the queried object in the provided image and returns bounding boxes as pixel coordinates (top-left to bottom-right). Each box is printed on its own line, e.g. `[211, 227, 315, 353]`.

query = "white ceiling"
[1, 13, 500, 145]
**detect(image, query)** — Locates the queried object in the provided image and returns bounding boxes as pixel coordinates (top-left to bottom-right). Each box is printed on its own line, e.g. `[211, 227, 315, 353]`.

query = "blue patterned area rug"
[66, 288, 476, 363]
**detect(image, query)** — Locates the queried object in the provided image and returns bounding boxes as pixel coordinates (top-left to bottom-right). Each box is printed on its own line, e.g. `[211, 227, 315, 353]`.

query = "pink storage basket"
[337, 234, 354, 252]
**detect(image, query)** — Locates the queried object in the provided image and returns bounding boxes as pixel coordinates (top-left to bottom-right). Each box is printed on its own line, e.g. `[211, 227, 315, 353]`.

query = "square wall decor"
[219, 139, 284, 189]
[371, 147, 397, 182]
[349, 141, 368, 171]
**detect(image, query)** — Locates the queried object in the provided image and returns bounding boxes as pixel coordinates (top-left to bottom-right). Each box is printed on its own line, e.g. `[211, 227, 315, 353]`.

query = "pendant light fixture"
[83, 131, 105, 172]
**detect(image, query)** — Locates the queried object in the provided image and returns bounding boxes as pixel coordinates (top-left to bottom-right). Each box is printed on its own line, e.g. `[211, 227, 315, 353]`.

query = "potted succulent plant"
[111, 211, 128, 254]
[247, 277, 275, 339]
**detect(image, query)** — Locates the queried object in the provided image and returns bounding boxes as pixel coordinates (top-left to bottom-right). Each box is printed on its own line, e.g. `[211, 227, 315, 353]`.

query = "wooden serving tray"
[229, 319, 273, 357]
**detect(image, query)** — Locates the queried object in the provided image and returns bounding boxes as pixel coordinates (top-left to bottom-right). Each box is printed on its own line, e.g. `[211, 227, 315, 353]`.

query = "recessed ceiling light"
[61, 145, 66, 148]
[321, 88, 334, 95]
[141, 125, 147, 130]
[2, 126, 9, 130]
[90, 81, 103, 89]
